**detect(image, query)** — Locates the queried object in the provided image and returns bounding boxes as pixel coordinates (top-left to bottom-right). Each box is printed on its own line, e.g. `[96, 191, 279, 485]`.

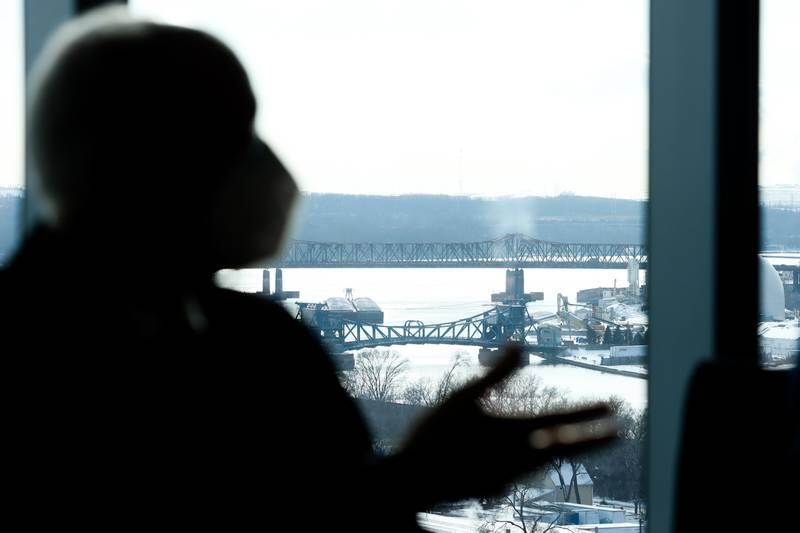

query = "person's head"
[29, 6, 297, 271]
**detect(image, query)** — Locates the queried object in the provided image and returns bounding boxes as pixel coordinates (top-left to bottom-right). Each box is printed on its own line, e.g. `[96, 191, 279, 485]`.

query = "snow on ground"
[759, 319, 799, 363]
[602, 303, 648, 326]
[759, 319, 800, 340]
[417, 513, 481, 533]
[560, 349, 648, 376]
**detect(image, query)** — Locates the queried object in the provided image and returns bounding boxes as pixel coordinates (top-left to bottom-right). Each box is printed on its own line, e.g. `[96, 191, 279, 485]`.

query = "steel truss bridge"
[310, 304, 648, 379]
[278, 234, 647, 269]
[312, 304, 564, 353]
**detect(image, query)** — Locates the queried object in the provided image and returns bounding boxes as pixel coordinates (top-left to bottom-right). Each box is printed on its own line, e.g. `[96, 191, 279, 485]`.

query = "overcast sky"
[0, 1, 23, 191]
[1, 1, 797, 198]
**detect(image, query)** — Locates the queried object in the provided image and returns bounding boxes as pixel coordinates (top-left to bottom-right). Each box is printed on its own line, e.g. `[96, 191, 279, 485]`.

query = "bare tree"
[402, 352, 469, 407]
[567, 459, 583, 505]
[481, 484, 569, 533]
[482, 373, 567, 418]
[546, 457, 585, 505]
[546, 397, 642, 505]
[585, 396, 646, 502]
[342, 349, 409, 402]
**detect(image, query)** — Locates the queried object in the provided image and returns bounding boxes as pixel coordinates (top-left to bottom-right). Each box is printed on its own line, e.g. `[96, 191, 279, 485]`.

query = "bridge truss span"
[279, 234, 648, 269]
[318, 305, 543, 352]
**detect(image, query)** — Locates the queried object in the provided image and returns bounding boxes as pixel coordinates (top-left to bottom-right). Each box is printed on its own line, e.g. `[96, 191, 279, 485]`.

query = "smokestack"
[262, 269, 271, 295]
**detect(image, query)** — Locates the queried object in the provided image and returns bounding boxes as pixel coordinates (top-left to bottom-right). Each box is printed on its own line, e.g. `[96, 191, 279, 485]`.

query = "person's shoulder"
[202, 286, 320, 343]
[0, 235, 52, 316]
[206, 285, 283, 312]
[202, 286, 343, 379]
[0, 227, 69, 299]
[0, 266, 26, 314]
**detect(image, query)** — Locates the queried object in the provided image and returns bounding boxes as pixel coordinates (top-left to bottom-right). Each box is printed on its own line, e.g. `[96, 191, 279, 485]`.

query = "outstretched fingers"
[526, 430, 618, 466]
[507, 404, 614, 434]
[456, 344, 525, 402]
[527, 413, 618, 451]
[495, 405, 618, 458]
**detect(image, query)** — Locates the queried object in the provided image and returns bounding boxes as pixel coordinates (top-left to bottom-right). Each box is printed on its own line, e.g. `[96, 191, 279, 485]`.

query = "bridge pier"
[260, 268, 300, 300]
[478, 347, 530, 367]
[324, 341, 356, 370]
[491, 268, 544, 303]
[330, 352, 355, 371]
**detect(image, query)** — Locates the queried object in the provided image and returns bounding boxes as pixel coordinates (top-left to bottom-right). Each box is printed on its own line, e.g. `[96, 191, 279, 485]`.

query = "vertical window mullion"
[715, 0, 761, 363]
[648, 1, 718, 531]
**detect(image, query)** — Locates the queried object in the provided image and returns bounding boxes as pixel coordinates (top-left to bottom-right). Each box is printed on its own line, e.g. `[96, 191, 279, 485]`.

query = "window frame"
[21, 1, 764, 531]
[649, 2, 761, 531]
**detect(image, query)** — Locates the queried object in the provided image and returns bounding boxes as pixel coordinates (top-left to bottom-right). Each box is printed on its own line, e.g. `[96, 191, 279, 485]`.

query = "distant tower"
[270, 268, 300, 301]
[627, 258, 640, 294]
[261, 269, 270, 295]
[760, 257, 785, 321]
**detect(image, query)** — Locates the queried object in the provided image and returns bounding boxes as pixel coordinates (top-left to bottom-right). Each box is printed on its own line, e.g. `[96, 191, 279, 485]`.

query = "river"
[217, 267, 648, 410]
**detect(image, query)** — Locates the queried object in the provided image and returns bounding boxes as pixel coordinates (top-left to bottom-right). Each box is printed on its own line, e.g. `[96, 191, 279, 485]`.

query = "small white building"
[526, 463, 594, 504]
[516, 502, 631, 528]
[575, 524, 643, 533]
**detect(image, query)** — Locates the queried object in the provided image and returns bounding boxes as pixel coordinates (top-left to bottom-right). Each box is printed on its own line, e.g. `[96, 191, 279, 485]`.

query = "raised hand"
[392, 344, 617, 508]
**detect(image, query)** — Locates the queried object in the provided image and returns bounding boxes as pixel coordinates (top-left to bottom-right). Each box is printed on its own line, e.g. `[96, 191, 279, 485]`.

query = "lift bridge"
[298, 302, 564, 354]
[278, 233, 647, 269]
[296, 269, 565, 355]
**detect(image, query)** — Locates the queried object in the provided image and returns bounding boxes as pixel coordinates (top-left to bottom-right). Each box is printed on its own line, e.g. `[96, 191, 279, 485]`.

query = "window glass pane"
[760, 0, 799, 367]
[133, 0, 649, 527]
[0, 0, 24, 262]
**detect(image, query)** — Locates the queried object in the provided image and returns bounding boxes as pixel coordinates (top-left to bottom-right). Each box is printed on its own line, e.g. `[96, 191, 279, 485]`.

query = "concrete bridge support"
[478, 347, 531, 367]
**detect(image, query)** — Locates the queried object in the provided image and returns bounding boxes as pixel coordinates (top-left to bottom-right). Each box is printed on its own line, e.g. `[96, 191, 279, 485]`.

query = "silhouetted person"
[1, 7, 615, 530]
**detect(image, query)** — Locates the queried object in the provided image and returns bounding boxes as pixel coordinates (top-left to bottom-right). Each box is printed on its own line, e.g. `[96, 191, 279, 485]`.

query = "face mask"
[209, 135, 298, 268]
